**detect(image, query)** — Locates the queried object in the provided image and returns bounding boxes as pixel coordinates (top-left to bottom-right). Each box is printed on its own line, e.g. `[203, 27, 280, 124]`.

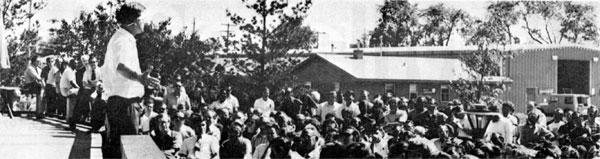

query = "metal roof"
[313, 54, 511, 82]
[313, 44, 600, 55]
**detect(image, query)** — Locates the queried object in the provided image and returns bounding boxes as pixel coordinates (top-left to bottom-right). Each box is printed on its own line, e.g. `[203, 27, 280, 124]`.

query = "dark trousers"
[43, 85, 57, 114]
[105, 96, 141, 158]
[70, 89, 93, 129]
[56, 95, 66, 117]
[90, 98, 106, 131]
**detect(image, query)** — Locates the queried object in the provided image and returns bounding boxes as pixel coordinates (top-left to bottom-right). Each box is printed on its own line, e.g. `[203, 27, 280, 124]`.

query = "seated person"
[150, 114, 183, 158]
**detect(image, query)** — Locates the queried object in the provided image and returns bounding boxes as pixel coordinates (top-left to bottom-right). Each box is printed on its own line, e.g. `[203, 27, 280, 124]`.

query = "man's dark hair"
[30, 56, 38, 63]
[115, 2, 146, 25]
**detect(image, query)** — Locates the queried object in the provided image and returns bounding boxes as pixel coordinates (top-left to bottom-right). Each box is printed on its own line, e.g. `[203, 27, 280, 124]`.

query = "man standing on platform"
[23, 56, 44, 119]
[100, 2, 159, 158]
[60, 59, 79, 131]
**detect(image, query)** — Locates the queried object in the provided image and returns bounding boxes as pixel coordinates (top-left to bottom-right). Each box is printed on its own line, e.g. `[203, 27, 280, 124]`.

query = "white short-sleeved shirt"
[101, 28, 144, 99]
[60, 67, 77, 96]
[253, 97, 275, 115]
[46, 66, 58, 86]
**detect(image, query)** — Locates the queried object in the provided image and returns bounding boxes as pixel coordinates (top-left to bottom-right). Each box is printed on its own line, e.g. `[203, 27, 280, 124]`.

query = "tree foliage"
[369, 0, 470, 47]
[226, 0, 317, 96]
[136, 20, 221, 91]
[0, 0, 47, 86]
[46, 1, 120, 62]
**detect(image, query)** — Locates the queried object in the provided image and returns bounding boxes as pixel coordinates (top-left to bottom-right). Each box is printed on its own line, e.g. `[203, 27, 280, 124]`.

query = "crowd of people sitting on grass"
[22, 54, 600, 158]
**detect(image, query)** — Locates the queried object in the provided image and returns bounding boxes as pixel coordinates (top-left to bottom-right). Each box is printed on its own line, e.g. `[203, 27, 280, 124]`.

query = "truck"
[538, 94, 592, 116]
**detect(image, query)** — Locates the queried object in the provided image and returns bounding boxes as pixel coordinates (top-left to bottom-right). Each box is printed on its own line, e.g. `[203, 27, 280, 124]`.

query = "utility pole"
[221, 23, 236, 54]
[27, 0, 32, 58]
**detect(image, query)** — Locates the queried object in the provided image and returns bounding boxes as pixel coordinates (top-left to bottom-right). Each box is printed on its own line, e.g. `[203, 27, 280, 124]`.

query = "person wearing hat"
[164, 80, 191, 115]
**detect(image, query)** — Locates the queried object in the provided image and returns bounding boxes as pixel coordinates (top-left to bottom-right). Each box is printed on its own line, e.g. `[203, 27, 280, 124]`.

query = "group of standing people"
[23, 54, 102, 132]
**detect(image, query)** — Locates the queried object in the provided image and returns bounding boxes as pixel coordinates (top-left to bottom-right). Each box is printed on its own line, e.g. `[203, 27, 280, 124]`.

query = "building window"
[385, 83, 395, 94]
[409, 84, 418, 99]
[333, 82, 340, 92]
[441, 85, 450, 102]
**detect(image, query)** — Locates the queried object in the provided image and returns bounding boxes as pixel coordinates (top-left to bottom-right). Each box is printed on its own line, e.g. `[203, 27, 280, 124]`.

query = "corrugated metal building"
[293, 44, 600, 113]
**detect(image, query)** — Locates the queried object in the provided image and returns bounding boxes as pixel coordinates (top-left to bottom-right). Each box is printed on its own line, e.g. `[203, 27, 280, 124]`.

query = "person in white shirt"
[164, 81, 191, 114]
[342, 91, 360, 118]
[253, 87, 275, 116]
[23, 56, 44, 118]
[44, 57, 60, 116]
[547, 108, 566, 136]
[99, 2, 160, 157]
[385, 97, 408, 123]
[317, 91, 342, 120]
[139, 97, 158, 134]
[483, 114, 515, 144]
[224, 86, 239, 112]
[60, 59, 79, 131]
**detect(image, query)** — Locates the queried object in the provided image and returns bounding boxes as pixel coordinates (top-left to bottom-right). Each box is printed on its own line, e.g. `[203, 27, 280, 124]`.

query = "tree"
[46, 0, 121, 63]
[466, 1, 521, 46]
[369, 0, 470, 47]
[420, 3, 469, 46]
[0, 0, 47, 86]
[520, 1, 598, 44]
[136, 20, 221, 91]
[226, 0, 317, 96]
[369, 0, 420, 47]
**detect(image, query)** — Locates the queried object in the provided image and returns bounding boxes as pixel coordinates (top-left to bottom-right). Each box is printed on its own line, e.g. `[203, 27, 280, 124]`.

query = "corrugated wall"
[505, 47, 600, 113]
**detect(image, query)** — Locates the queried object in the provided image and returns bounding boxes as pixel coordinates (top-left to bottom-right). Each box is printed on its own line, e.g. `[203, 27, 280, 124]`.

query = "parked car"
[538, 94, 592, 116]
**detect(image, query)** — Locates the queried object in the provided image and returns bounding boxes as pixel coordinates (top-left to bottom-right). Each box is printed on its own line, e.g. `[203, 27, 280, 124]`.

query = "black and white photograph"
[1, 0, 600, 158]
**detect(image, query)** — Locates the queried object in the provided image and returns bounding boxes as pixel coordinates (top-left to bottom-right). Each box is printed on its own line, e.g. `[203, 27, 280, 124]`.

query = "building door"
[526, 88, 537, 103]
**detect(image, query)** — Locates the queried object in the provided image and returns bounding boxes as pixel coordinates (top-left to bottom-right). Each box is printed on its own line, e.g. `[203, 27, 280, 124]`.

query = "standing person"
[357, 90, 373, 117]
[23, 56, 44, 119]
[60, 59, 79, 131]
[317, 91, 342, 121]
[43, 57, 58, 117]
[100, 2, 160, 157]
[164, 81, 191, 115]
[253, 87, 275, 117]
[280, 87, 303, 119]
[55, 60, 67, 118]
[223, 86, 240, 112]
[342, 91, 360, 118]
[70, 56, 99, 130]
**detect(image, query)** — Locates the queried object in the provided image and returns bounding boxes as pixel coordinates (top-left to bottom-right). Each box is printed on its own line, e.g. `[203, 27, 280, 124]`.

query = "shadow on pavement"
[68, 131, 91, 159]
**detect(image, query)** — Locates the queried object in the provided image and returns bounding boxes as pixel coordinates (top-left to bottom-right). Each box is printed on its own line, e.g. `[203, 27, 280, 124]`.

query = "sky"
[27, 0, 600, 50]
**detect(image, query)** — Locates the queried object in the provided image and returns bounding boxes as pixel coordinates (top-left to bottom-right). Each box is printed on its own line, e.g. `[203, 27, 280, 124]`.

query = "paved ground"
[0, 114, 102, 159]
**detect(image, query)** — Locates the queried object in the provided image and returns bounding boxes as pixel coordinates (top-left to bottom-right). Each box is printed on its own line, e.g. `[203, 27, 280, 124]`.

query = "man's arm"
[116, 63, 160, 87]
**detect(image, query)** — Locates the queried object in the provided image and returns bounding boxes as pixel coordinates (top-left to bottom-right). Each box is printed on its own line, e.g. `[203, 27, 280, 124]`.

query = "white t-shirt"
[101, 28, 144, 99]
[484, 116, 515, 144]
[253, 97, 275, 116]
[60, 67, 77, 97]
[548, 121, 566, 136]
[342, 102, 361, 117]
[317, 102, 342, 120]
[225, 95, 239, 110]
